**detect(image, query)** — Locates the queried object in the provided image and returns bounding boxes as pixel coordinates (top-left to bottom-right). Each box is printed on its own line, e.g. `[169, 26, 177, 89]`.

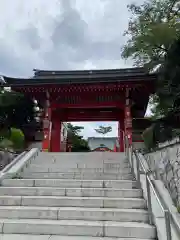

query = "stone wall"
[144, 137, 180, 206]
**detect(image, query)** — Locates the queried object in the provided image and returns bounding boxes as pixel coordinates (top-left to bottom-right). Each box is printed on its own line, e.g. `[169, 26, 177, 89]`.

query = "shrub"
[0, 138, 13, 151]
[142, 125, 156, 150]
[9, 128, 25, 150]
[177, 205, 180, 213]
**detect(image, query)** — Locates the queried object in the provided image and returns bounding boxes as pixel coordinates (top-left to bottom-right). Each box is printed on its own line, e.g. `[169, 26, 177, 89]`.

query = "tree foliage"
[121, 0, 180, 118]
[122, 0, 180, 146]
[9, 128, 25, 150]
[0, 88, 36, 150]
[142, 125, 155, 149]
[144, 39, 180, 147]
[148, 38, 180, 119]
[94, 126, 112, 136]
[158, 39, 180, 110]
[0, 128, 25, 152]
[67, 123, 84, 136]
[67, 123, 90, 152]
[0, 89, 35, 129]
[122, 0, 180, 70]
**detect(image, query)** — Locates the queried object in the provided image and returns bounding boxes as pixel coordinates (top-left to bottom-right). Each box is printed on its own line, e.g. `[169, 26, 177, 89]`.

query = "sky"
[0, 0, 149, 138]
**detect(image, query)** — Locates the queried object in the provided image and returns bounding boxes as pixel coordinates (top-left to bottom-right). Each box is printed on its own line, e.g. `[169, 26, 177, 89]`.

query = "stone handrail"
[135, 151, 180, 240]
[1, 151, 26, 173]
[0, 148, 39, 184]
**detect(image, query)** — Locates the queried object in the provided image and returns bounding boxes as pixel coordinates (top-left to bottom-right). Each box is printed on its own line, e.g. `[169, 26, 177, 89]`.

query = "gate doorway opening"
[71, 121, 118, 152]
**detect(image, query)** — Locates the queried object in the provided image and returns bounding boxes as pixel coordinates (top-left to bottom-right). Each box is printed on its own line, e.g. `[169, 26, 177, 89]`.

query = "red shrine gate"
[3, 68, 155, 152]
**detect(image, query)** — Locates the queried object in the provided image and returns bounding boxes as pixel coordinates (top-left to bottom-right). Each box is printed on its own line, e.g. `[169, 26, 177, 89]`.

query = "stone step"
[36, 152, 126, 160]
[34, 158, 128, 164]
[25, 166, 131, 173]
[0, 206, 149, 222]
[0, 235, 158, 240]
[38, 152, 125, 156]
[32, 157, 129, 165]
[0, 219, 156, 238]
[2, 179, 138, 189]
[0, 196, 146, 208]
[21, 172, 134, 180]
[34, 159, 129, 165]
[31, 164, 130, 170]
[0, 187, 142, 198]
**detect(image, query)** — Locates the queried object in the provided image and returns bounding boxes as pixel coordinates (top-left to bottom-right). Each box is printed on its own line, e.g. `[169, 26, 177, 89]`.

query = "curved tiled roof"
[2, 67, 156, 86]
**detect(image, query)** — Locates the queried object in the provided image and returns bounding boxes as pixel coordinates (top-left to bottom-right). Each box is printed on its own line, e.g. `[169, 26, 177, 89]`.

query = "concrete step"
[0, 151, 156, 239]
[36, 152, 126, 161]
[32, 164, 130, 170]
[2, 179, 138, 189]
[21, 172, 134, 180]
[0, 235, 158, 240]
[0, 206, 149, 222]
[0, 196, 146, 208]
[29, 161, 130, 167]
[25, 166, 131, 173]
[0, 187, 142, 198]
[33, 158, 129, 165]
[34, 159, 129, 165]
[0, 219, 156, 238]
[0, 235, 156, 240]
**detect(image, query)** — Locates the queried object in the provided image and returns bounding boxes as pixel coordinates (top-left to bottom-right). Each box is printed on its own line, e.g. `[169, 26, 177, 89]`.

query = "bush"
[0, 138, 13, 151]
[9, 128, 25, 150]
[177, 205, 180, 213]
[142, 120, 179, 150]
[142, 125, 156, 150]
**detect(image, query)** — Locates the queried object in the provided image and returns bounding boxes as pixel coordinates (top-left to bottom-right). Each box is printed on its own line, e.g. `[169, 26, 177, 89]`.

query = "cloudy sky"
[0, 0, 147, 138]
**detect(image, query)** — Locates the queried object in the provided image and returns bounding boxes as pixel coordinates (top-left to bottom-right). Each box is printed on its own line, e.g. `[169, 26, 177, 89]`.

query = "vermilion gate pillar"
[119, 118, 125, 152]
[50, 112, 61, 152]
[124, 99, 132, 147]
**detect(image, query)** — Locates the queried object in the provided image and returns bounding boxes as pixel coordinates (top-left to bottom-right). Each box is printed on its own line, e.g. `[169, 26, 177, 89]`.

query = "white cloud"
[0, 0, 137, 77]
[0, 0, 149, 137]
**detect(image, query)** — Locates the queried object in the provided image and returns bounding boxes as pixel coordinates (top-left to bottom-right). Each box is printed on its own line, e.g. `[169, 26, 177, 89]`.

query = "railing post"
[125, 137, 129, 160]
[146, 175, 153, 225]
[134, 151, 141, 187]
[164, 210, 172, 240]
[124, 135, 126, 155]
[130, 145, 133, 171]
[123, 131, 125, 153]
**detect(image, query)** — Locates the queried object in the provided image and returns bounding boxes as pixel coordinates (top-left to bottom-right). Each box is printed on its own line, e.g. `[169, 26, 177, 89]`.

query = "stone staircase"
[0, 152, 157, 239]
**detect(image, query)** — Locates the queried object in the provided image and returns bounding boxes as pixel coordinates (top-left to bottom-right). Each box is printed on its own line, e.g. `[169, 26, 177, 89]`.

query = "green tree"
[147, 38, 180, 120]
[158, 39, 180, 110]
[0, 89, 35, 129]
[67, 123, 90, 152]
[94, 126, 112, 136]
[122, 0, 180, 145]
[67, 123, 84, 136]
[122, 0, 180, 71]
[0, 128, 25, 152]
[9, 128, 25, 150]
[122, 0, 180, 120]
[0, 89, 22, 126]
[0, 88, 38, 151]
